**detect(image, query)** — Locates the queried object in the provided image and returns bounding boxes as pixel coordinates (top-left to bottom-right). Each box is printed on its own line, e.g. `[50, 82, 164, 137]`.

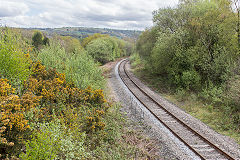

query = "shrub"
[37, 41, 67, 72]
[0, 28, 31, 89]
[65, 51, 105, 89]
[23, 61, 109, 132]
[32, 31, 49, 50]
[181, 70, 201, 90]
[20, 119, 88, 160]
[199, 81, 223, 105]
[53, 35, 83, 55]
[37, 42, 105, 89]
[135, 0, 237, 91]
[85, 36, 128, 64]
[19, 121, 60, 160]
[225, 75, 240, 112]
[86, 37, 115, 64]
[32, 31, 43, 49]
[0, 79, 41, 157]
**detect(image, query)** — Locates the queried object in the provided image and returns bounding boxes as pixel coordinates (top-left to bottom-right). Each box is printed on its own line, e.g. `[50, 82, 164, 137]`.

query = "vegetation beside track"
[0, 27, 156, 159]
[131, 0, 240, 144]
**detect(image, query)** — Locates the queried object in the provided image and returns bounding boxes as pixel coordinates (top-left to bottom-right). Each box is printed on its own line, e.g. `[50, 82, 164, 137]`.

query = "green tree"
[82, 33, 108, 48]
[43, 36, 50, 46]
[54, 35, 83, 54]
[136, 0, 238, 89]
[86, 37, 114, 64]
[32, 31, 43, 49]
[136, 27, 158, 60]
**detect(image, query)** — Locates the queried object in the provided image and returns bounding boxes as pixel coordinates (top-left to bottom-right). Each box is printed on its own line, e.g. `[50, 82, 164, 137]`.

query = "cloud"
[1, 0, 178, 30]
[0, 1, 29, 17]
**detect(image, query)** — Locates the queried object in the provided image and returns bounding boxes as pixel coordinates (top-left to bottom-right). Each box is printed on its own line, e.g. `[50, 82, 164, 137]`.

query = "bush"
[199, 81, 223, 105]
[37, 41, 105, 89]
[0, 28, 31, 89]
[81, 33, 108, 48]
[86, 37, 115, 64]
[86, 36, 129, 64]
[181, 70, 201, 90]
[32, 31, 43, 49]
[18, 61, 109, 158]
[66, 51, 105, 89]
[130, 52, 141, 68]
[225, 75, 240, 112]
[20, 120, 88, 160]
[0, 79, 41, 158]
[135, 0, 237, 91]
[53, 35, 83, 54]
[19, 125, 59, 160]
[32, 31, 49, 50]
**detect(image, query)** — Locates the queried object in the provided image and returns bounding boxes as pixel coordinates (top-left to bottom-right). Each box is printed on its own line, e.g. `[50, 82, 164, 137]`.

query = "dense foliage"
[134, 0, 240, 127]
[37, 41, 105, 89]
[84, 34, 132, 64]
[0, 28, 134, 159]
[32, 31, 49, 50]
[0, 28, 31, 89]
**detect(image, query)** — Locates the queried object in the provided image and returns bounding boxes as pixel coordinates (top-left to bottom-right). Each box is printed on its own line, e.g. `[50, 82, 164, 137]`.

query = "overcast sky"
[0, 0, 178, 30]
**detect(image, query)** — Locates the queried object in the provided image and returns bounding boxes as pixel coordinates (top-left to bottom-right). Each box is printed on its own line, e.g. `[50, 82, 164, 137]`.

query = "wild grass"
[132, 67, 240, 144]
[90, 103, 161, 159]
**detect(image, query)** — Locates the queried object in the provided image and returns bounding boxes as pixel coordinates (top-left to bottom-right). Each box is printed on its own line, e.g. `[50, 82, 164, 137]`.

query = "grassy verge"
[99, 60, 161, 159]
[132, 65, 240, 145]
[91, 103, 161, 159]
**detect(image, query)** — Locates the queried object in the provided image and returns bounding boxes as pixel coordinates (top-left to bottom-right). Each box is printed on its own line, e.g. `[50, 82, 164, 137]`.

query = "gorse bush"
[0, 79, 41, 157]
[0, 27, 137, 159]
[23, 61, 108, 118]
[0, 60, 110, 158]
[0, 27, 112, 158]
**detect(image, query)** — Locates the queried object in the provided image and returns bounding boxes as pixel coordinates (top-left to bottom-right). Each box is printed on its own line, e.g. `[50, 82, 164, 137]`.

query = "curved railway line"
[118, 59, 236, 160]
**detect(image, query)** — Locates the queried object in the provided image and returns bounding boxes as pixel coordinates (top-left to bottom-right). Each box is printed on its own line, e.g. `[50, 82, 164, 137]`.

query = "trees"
[53, 35, 83, 56]
[85, 36, 129, 64]
[32, 31, 49, 50]
[81, 33, 108, 48]
[86, 37, 115, 64]
[136, 0, 238, 89]
[136, 27, 158, 60]
[32, 31, 43, 49]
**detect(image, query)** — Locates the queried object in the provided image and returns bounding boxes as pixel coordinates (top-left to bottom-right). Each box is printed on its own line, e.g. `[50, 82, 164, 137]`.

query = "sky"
[0, 0, 178, 30]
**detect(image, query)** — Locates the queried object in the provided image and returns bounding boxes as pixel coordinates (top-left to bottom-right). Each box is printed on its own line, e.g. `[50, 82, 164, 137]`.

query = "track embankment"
[109, 59, 240, 160]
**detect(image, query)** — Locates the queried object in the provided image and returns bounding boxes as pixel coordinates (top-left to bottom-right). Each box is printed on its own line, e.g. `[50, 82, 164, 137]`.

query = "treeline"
[0, 27, 133, 159]
[133, 0, 240, 127]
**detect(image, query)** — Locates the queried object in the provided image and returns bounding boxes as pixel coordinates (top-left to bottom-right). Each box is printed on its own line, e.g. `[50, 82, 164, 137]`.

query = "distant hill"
[26, 27, 142, 40]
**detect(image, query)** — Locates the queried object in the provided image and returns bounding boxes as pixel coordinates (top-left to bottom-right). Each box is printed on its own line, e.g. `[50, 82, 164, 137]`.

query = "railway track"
[118, 59, 235, 160]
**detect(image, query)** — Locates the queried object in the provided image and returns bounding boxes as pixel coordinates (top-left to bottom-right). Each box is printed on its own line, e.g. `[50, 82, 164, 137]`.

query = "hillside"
[25, 27, 141, 40]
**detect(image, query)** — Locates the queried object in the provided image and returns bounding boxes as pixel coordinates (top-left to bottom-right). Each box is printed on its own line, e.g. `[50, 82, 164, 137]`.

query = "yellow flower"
[8, 142, 14, 146]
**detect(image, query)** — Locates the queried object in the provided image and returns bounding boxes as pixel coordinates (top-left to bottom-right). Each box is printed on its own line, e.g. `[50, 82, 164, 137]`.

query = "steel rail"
[118, 59, 235, 160]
